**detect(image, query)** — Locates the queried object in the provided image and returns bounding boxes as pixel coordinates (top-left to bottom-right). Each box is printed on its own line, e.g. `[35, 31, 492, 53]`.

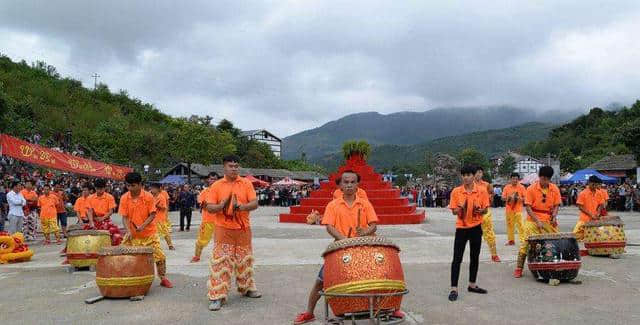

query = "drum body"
[584, 217, 626, 256]
[322, 237, 405, 316]
[66, 230, 111, 268]
[96, 246, 155, 298]
[527, 232, 581, 281]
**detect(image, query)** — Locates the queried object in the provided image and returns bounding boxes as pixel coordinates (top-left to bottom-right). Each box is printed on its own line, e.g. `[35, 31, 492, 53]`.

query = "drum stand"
[319, 290, 409, 325]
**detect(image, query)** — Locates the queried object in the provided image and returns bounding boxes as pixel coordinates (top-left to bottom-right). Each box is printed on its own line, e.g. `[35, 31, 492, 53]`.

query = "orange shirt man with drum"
[119, 172, 173, 289]
[514, 166, 561, 278]
[573, 176, 607, 251]
[202, 155, 260, 311]
[294, 170, 379, 324]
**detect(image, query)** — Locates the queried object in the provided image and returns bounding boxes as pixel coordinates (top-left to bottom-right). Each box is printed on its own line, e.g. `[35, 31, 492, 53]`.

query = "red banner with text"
[0, 134, 132, 180]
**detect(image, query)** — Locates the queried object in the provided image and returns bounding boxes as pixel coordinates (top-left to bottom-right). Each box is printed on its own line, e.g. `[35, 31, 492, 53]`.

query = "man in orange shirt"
[306, 177, 368, 225]
[514, 166, 561, 278]
[447, 165, 489, 302]
[20, 180, 39, 241]
[474, 166, 500, 262]
[73, 184, 92, 224]
[38, 185, 62, 244]
[294, 170, 378, 324]
[191, 172, 218, 262]
[87, 179, 117, 229]
[151, 183, 174, 250]
[573, 176, 607, 247]
[203, 155, 260, 311]
[502, 173, 527, 246]
[119, 172, 173, 289]
[53, 182, 68, 238]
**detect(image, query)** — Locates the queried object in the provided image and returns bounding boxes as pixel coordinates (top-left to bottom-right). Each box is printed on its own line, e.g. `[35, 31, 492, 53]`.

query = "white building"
[241, 129, 282, 157]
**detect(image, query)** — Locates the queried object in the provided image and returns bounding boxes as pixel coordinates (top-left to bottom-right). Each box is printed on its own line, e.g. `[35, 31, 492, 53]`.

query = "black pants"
[451, 224, 483, 287]
[180, 208, 192, 230]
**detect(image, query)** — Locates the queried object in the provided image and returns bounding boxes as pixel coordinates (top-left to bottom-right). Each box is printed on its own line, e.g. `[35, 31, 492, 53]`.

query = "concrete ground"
[1, 207, 639, 324]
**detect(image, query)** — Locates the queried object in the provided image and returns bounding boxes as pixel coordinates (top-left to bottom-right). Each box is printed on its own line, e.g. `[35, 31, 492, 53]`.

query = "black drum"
[527, 232, 581, 281]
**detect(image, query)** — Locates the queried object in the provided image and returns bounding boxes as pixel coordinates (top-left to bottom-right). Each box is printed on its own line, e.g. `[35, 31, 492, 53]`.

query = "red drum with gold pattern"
[96, 246, 154, 298]
[322, 237, 405, 316]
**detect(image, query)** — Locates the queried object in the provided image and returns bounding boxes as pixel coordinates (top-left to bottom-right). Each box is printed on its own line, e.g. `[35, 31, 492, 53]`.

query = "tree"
[498, 155, 516, 177]
[458, 148, 489, 170]
[342, 140, 371, 160]
[171, 120, 235, 183]
[616, 119, 640, 160]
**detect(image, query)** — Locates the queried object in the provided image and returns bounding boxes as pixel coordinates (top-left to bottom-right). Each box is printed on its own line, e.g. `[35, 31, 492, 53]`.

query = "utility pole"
[92, 73, 100, 90]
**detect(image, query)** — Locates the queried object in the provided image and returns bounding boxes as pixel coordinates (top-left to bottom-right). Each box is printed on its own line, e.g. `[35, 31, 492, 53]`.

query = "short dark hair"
[94, 179, 107, 188]
[460, 164, 477, 175]
[208, 172, 218, 178]
[510, 172, 520, 179]
[588, 175, 602, 184]
[82, 183, 94, 191]
[538, 166, 554, 178]
[222, 155, 240, 164]
[150, 183, 161, 189]
[341, 170, 361, 182]
[125, 172, 142, 184]
[11, 181, 20, 189]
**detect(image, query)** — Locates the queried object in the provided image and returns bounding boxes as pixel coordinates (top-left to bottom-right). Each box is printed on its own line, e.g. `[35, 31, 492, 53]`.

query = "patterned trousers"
[505, 211, 524, 243]
[208, 227, 257, 301]
[481, 210, 497, 256]
[23, 211, 38, 241]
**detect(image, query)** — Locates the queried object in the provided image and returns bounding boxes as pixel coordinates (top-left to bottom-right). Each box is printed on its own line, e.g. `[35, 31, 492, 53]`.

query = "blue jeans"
[317, 265, 324, 283]
[57, 212, 68, 228]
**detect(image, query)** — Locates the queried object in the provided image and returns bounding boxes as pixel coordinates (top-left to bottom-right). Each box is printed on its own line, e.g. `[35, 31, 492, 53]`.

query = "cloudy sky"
[1, 1, 640, 137]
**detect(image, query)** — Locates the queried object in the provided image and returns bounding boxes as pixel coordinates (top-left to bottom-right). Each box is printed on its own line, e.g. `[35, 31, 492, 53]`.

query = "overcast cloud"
[1, 1, 640, 137]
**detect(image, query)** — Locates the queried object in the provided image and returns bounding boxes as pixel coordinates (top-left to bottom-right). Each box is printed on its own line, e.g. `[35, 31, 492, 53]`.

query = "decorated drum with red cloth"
[96, 246, 154, 298]
[322, 237, 405, 316]
[66, 230, 111, 268]
[527, 232, 581, 281]
[584, 217, 626, 256]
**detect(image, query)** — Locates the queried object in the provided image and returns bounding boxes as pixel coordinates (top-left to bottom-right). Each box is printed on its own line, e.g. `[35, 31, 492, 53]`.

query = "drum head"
[528, 232, 576, 241]
[68, 230, 110, 237]
[322, 236, 399, 256]
[99, 246, 153, 255]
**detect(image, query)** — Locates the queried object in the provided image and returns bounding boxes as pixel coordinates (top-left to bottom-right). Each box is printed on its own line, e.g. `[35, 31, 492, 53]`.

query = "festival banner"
[0, 134, 132, 180]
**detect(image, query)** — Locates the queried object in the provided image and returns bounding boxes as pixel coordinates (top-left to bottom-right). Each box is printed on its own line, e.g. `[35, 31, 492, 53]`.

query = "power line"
[91, 73, 100, 90]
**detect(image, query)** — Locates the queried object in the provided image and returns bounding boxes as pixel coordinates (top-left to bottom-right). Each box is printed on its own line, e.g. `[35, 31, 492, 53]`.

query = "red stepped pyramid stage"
[279, 155, 426, 224]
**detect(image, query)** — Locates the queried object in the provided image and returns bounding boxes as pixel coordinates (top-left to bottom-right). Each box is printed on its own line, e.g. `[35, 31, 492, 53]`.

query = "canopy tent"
[158, 175, 186, 185]
[561, 169, 618, 185]
[521, 173, 539, 185]
[245, 174, 269, 187]
[560, 173, 573, 182]
[272, 177, 306, 186]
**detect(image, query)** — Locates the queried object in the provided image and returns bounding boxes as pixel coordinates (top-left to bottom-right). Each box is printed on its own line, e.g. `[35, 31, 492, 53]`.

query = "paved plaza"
[1, 207, 639, 324]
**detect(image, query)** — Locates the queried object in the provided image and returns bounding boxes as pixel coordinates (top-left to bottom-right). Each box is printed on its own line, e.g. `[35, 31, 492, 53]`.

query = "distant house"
[589, 154, 638, 180]
[242, 129, 282, 157]
[494, 151, 561, 183]
[164, 162, 326, 184]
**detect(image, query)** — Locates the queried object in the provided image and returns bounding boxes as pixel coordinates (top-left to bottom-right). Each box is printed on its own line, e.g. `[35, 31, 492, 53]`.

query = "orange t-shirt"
[576, 188, 606, 222]
[38, 194, 59, 220]
[597, 188, 609, 202]
[332, 188, 368, 200]
[448, 184, 489, 229]
[118, 190, 157, 238]
[161, 190, 170, 202]
[20, 189, 38, 203]
[525, 182, 561, 222]
[74, 196, 91, 221]
[153, 192, 169, 222]
[322, 196, 378, 238]
[198, 186, 216, 223]
[203, 177, 257, 229]
[53, 190, 67, 213]
[475, 180, 492, 196]
[198, 186, 211, 205]
[502, 183, 527, 213]
[88, 193, 117, 217]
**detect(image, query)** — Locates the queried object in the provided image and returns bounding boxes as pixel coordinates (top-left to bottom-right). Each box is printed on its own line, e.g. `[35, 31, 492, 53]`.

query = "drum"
[96, 246, 155, 298]
[527, 232, 581, 281]
[66, 224, 86, 234]
[584, 217, 626, 256]
[66, 230, 112, 268]
[322, 237, 405, 316]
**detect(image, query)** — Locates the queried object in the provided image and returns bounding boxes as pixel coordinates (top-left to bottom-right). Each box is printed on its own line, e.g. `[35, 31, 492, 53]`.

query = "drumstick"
[357, 208, 361, 229]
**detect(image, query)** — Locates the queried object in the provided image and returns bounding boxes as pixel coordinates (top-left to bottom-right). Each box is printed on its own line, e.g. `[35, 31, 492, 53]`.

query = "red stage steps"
[279, 155, 426, 225]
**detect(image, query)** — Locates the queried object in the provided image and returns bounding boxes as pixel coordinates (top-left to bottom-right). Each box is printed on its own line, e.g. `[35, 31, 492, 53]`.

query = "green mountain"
[0, 55, 318, 172]
[282, 107, 580, 160]
[521, 103, 640, 171]
[315, 122, 554, 170]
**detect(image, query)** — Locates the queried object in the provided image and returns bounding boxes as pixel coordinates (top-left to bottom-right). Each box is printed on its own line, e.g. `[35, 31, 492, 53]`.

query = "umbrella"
[245, 174, 270, 187]
[272, 177, 306, 186]
[158, 175, 186, 185]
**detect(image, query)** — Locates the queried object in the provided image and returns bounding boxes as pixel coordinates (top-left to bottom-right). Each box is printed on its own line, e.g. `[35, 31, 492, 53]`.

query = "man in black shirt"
[178, 185, 196, 231]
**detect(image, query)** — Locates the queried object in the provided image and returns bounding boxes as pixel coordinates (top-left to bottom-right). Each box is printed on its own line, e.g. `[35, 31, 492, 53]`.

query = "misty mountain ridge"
[282, 105, 582, 160]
